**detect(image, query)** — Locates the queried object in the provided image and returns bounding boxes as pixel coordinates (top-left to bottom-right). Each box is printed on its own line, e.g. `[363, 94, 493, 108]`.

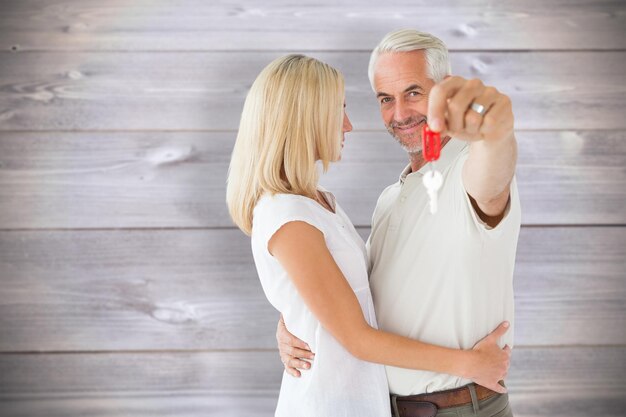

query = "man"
[276, 29, 521, 417]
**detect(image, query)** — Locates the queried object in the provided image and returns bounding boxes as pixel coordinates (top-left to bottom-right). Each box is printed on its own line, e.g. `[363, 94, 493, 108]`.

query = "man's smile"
[393, 118, 426, 135]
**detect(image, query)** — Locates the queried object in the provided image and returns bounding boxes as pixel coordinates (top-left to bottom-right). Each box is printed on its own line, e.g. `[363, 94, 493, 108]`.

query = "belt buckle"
[390, 394, 438, 417]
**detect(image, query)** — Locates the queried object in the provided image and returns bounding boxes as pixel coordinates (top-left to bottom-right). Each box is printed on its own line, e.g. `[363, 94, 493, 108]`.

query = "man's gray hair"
[368, 29, 452, 91]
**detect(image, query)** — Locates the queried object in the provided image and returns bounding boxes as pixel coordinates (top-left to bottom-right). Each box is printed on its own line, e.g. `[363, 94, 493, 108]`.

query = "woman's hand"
[465, 321, 512, 393]
[277, 314, 315, 377]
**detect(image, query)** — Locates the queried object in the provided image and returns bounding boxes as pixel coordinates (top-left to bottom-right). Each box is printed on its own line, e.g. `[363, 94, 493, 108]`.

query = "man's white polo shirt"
[366, 138, 521, 395]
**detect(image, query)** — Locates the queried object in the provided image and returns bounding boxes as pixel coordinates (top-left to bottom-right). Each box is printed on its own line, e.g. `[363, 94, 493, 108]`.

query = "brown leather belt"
[390, 382, 504, 417]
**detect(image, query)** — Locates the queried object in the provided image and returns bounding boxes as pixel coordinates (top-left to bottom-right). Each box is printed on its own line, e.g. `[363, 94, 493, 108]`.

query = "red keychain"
[421, 125, 443, 214]
[422, 124, 441, 162]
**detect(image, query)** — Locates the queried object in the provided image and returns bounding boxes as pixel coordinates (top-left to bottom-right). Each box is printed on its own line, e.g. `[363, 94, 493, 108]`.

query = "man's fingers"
[280, 353, 301, 377]
[292, 346, 315, 360]
[477, 95, 514, 139]
[280, 343, 315, 360]
[446, 79, 485, 134]
[427, 76, 465, 132]
[286, 337, 311, 352]
[488, 321, 510, 339]
[281, 356, 309, 377]
[277, 327, 311, 351]
[279, 344, 313, 373]
[277, 320, 312, 352]
[281, 357, 311, 377]
[277, 314, 312, 378]
[287, 357, 312, 370]
[463, 86, 498, 136]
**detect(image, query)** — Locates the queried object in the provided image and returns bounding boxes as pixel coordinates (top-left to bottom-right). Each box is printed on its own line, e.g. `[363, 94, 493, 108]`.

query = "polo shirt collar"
[399, 138, 468, 184]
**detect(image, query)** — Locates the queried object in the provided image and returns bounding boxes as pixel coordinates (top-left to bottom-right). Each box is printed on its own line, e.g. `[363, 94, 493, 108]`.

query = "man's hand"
[465, 321, 512, 394]
[428, 76, 517, 220]
[427, 76, 514, 144]
[276, 314, 315, 377]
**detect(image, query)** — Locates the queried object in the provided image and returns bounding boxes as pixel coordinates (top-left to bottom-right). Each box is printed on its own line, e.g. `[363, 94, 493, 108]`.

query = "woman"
[226, 54, 510, 417]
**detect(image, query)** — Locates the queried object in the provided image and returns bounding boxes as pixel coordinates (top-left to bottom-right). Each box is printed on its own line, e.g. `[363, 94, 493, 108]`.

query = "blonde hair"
[368, 29, 451, 91]
[226, 54, 345, 235]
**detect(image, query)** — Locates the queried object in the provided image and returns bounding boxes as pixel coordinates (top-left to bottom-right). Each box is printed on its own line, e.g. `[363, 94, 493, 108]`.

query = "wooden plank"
[0, 130, 624, 228]
[1, 0, 624, 51]
[0, 351, 282, 395]
[0, 228, 279, 352]
[0, 131, 235, 229]
[0, 347, 624, 417]
[515, 130, 626, 226]
[0, 227, 623, 351]
[0, 394, 278, 417]
[0, 52, 624, 131]
[512, 227, 626, 347]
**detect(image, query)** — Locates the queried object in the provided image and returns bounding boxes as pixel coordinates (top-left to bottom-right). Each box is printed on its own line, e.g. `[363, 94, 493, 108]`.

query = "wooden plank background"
[0, 52, 624, 131]
[0, 1, 625, 416]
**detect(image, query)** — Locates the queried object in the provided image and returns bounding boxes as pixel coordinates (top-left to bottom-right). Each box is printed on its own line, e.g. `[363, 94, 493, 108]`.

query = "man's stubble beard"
[385, 115, 427, 155]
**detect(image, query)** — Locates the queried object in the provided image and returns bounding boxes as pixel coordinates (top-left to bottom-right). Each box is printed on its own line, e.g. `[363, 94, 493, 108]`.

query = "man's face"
[373, 50, 436, 154]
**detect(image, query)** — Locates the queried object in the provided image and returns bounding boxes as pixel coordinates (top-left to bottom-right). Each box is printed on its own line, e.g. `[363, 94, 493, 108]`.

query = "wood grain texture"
[0, 227, 623, 351]
[0, 227, 279, 352]
[0, 0, 625, 51]
[0, 52, 624, 131]
[1, 130, 624, 228]
[0, 394, 279, 417]
[0, 347, 624, 417]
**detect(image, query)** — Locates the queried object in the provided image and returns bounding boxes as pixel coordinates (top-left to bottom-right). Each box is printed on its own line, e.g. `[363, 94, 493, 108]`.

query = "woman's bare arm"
[268, 221, 510, 393]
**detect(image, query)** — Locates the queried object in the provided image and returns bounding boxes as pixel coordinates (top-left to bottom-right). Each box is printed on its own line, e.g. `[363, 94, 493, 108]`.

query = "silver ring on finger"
[470, 101, 487, 116]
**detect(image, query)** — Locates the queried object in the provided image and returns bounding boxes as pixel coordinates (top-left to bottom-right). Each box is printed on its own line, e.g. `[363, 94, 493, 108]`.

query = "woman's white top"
[251, 188, 391, 417]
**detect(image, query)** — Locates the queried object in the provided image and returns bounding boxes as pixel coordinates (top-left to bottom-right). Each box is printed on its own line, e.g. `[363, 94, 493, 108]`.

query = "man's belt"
[390, 382, 503, 417]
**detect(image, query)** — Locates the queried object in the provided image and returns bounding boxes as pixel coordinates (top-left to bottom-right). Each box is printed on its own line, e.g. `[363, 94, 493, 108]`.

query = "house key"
[422, 124, 442, 214]
[423, 169, 443, 214]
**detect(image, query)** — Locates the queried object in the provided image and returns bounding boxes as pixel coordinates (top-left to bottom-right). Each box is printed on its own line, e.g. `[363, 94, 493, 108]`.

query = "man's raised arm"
[428, 76, 517, 227]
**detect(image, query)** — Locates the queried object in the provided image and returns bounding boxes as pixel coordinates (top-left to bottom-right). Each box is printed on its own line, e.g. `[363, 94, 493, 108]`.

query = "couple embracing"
[227, 29, 521, 417]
